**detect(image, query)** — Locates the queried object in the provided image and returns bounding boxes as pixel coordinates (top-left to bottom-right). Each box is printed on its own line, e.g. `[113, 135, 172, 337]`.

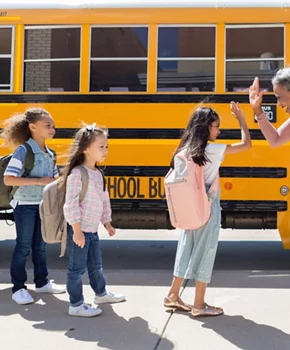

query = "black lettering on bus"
[117, 177, 127, 198]
[127, 177, 137, 198]
[107, 176, 146, 199]
[149, 177, 158, 198]
[107, 177, 117, 198]
[0, 12, 7, 17]
[149, 177, 166, 199]
[136, 178, 145, 198]
[158, 178, 166, 199]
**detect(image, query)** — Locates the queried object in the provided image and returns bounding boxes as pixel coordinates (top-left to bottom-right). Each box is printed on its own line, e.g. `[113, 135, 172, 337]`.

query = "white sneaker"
[69, 303, 102, 318]
[35, 281, 66, 294]
[94, 292, 125, 304]
[12, 289, 34, 305]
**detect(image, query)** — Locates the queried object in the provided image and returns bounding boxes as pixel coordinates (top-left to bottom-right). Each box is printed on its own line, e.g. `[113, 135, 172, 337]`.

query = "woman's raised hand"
[249, 77, 264, 115]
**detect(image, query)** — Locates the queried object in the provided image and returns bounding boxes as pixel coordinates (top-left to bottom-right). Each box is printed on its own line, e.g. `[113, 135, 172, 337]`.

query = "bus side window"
[0, 27, 13, 92]
[24, 26, 81, 92]
[225, 25, 284, 92]
[157, 26, 215, 93]
[90, 27, 148, 92]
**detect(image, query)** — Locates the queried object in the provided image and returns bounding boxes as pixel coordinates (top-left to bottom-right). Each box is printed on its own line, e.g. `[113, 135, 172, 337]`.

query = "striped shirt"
[63, 166, 112, 233]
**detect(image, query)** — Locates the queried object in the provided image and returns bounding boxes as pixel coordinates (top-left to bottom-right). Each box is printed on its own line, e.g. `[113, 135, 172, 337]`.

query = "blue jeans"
[11, 204, 48, 293]
[66, 225, 107, 307]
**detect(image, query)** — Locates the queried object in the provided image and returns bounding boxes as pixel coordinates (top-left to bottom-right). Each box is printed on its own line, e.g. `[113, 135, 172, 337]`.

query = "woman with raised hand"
[250, 68, 290, 147]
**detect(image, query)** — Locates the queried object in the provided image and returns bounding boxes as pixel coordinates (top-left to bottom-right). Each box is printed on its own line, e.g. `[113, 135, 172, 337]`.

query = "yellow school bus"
[1, 0, 290, 247]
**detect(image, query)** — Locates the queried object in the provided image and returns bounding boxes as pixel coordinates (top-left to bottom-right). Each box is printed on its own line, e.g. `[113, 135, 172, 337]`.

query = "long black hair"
[170, 107, 219, 168]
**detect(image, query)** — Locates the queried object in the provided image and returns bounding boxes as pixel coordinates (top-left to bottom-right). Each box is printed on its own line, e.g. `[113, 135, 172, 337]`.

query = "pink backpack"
[165, 150, 219, 230]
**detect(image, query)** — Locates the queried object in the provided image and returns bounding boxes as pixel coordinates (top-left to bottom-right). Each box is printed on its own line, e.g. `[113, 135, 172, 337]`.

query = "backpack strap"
[47, 147, 57, 168]
[76, 165, 89, 202]
[96, 165, 106, 192]
[22, 143, 35, 177]
[60, 221, 67, 258]
[10, 143, 35, 197]
[73, 165, 105, 203]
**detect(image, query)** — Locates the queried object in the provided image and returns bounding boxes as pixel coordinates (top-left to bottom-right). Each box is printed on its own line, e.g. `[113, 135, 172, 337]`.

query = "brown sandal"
[164, 296, 192, 312]
[191, 303, 224, 317]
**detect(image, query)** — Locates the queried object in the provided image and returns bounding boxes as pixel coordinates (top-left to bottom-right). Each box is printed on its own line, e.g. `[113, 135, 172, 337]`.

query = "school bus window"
[157, 26, 216, 92]
[226, 25, 284, 92]
[0, 27, 14, 91]
[90, 27, 148, 92]
[23, 26, 81, 92]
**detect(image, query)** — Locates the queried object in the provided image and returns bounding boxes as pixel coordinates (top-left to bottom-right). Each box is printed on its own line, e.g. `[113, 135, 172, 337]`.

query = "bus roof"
[1, 0, 290, 10]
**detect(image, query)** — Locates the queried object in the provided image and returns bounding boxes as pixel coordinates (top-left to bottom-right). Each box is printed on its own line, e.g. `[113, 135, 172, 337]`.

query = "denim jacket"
[13, 138, 55, 202]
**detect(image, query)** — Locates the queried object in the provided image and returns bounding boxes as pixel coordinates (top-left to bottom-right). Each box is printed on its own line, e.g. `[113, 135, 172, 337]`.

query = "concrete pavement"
[1, 224, 290, 349]
[1, 269, 290, 349]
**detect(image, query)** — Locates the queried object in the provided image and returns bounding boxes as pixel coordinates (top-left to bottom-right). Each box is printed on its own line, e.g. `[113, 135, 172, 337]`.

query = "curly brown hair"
[60, 124, 108, 190]
[0, 108, 51, 148]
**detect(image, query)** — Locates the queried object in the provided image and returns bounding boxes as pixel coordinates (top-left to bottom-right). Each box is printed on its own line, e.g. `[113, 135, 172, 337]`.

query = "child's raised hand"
[230, 102, 245, 121]
[104, 222, 116, 237]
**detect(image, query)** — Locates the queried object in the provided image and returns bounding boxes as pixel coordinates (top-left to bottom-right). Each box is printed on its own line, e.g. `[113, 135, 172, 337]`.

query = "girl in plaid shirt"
[62, 124, 125, 318]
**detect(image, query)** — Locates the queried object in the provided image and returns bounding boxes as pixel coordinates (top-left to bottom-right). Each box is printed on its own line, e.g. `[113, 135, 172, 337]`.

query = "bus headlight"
[280, 185, 289, 196]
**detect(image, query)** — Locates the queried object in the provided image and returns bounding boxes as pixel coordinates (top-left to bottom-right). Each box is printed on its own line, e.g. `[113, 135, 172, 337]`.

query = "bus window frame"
[23, 24, 82, 93]
[225, 23, 285, 93]
[0, 25, 15, 92]
[90, 24, 149, 93]
[156, 24, 216, 93]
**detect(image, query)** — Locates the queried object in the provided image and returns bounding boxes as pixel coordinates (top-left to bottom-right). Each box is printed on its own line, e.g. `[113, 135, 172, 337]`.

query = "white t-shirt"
[204, 143, 227, 185]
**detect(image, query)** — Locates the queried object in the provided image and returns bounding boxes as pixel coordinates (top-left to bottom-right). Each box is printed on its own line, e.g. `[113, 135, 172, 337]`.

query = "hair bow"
[86, 123, 96, 132]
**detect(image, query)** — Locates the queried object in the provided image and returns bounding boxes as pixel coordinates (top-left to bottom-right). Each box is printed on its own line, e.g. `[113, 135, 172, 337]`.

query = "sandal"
[164, 296, 192, 312]
[191, 303, 224, 317]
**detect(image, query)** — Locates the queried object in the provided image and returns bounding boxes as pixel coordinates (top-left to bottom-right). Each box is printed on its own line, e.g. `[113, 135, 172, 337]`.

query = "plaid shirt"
[63, 166, 111, 232]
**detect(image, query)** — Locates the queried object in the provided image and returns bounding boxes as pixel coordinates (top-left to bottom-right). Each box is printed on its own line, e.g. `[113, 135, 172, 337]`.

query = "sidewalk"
[1, 269, 290, 350]
[1, 225, 290, 349]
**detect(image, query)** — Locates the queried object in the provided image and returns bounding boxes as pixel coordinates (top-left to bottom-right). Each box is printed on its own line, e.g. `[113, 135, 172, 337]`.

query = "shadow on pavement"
[194, 314, 290, 350]
[1, 268, 290, 289]
[1, 239, 290, 270]
[1, 239, 290, 288]
[0, 287, 174, 350]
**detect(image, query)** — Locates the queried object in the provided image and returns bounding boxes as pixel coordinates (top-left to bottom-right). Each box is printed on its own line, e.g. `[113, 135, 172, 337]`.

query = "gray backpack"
[39, 166, 89, 257]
